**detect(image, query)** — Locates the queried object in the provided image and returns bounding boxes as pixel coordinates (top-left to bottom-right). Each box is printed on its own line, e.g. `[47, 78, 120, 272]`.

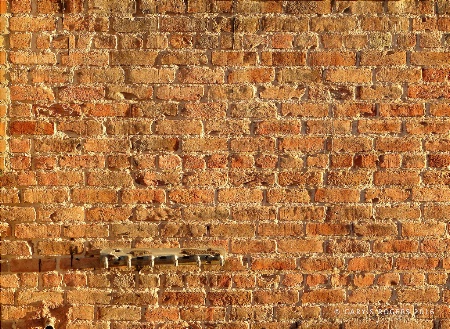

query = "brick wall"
[1, 0, 450, 328]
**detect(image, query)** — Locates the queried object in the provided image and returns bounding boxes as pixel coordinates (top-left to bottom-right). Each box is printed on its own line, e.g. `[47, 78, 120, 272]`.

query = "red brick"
[267, 189, 310, 204]
[398, 288, 440, 303]
[361, 51, 406, 66]
[161, 292, 205, 306]
[111, 50, 158, 65]
[72, 188, 117, 203]
[408, 85, 450, 99]
[376, 137, 421, 152]
[261, 51, 305, 66]
[396, 257, 439, 270]
[412, 188, 450, 202]
[348, 288, 391, 303]
[180, 307, 225, 321]
[160, 50, 208, 65]
[359, 85, 403, 100]
[402, 222, 447, 237]
[59, 87, 104, 102]
[373, 240, 419, 253]
[37, 171, 83, 186]
[9, 258, 56, 272]
[207, 292, 251, 306]
[144, 308, 180, 322]
[10, 17, 55, 31]
[10, 86, 54, 101]
[251, 258, 296, 271]
[354, 223, 398, 237]
[169, 189, 214, 204]
[155, 120, 202, 135]
[310, 52, 355, 66]
[348, 257, 392, 272]
[254, 290, 298, 305]
[278, 239, 323, 253]
[208, 85, 255, 101]
[325, 68, 372, 84]
[327, 171, 370, 186]
[430, 103, 450, 117]
[255, 120, 301, 136]
[182, 102, 227, 119]
[231, 240, 275, 254]
[211, 51, 257, 66]
[177, 67, 224, 84]
[61, 51, 109, 66]
[129, 68, 175, 84]
[156, 85, 204, 101]
[374, 170, 420, 186]
[67, 289, 111, 304]
[365, 188, 411, 202]
[357, 119, 402, 134]
[302, 289, 345, 304]
[326, 240, 370, 254]
[36, 240, 83, 256]
[306, 223, 351, 236]
[315, 189, 360, 203]
[411, 52, 450, 66]
[22, 189, 68, 204]
[228, 68, 274, 83]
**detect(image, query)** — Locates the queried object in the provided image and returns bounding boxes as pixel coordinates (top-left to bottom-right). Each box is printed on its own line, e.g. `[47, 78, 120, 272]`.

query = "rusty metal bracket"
[99, 248, 226, 269]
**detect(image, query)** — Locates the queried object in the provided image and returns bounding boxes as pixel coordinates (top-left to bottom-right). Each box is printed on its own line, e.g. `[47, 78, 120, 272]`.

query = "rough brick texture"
[1, 0, 450, 328]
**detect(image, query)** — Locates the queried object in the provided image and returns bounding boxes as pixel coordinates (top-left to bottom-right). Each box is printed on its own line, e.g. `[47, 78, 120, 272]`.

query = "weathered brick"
[310, 52, 355, 66]
[228, 68, 274, 84]
[10, 52, 56, 65]
[36, 240, 83, 256]
[359, 85, 403, 100]
[72, 188, 117, 203]
[161, 50, 208, 65]
[325, 69, 372, 84]
[111, 51, 158, 65]
[161, 292, 205, 306]
[267, 189, 310, 204]
[61, 52, 109, 66]
[347, 288, 391, 303]
[348, 257, 392, 272]
[169, 189, 214, 204]
[312, 16, 356, 31]
[379, 103, 424, 117]
[361, 51, 406, 66]
[402, 222, 447, 237]
[261, 51, 305, 66]
[251, 258, 296, 271]
[411, 52, 450, 66]
[278, 239, 323, 253]
[10, 17, 55, 31]
[10, 86, 54, 101]
[17, 291, 63, 307]
[301, 289, 345, 304]
[67, 289, 111, 304]
[77, 68, 125, 84]
[254, 290, 298, 305]
[315, 189, 360, 203]
[155, 120, 202, 135]
[212, 51, 257, 66]
[397, 288, 440, 303]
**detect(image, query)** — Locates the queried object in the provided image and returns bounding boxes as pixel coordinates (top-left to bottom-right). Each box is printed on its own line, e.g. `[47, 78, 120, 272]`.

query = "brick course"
[1, 0, 450, 328]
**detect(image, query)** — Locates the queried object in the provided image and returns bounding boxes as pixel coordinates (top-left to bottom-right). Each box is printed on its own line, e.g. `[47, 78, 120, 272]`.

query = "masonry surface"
[1, 0, 450, 328]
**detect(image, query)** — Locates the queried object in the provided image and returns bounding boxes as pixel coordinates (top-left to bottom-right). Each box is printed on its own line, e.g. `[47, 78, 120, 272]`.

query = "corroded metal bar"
[99, 248, 226, 269]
